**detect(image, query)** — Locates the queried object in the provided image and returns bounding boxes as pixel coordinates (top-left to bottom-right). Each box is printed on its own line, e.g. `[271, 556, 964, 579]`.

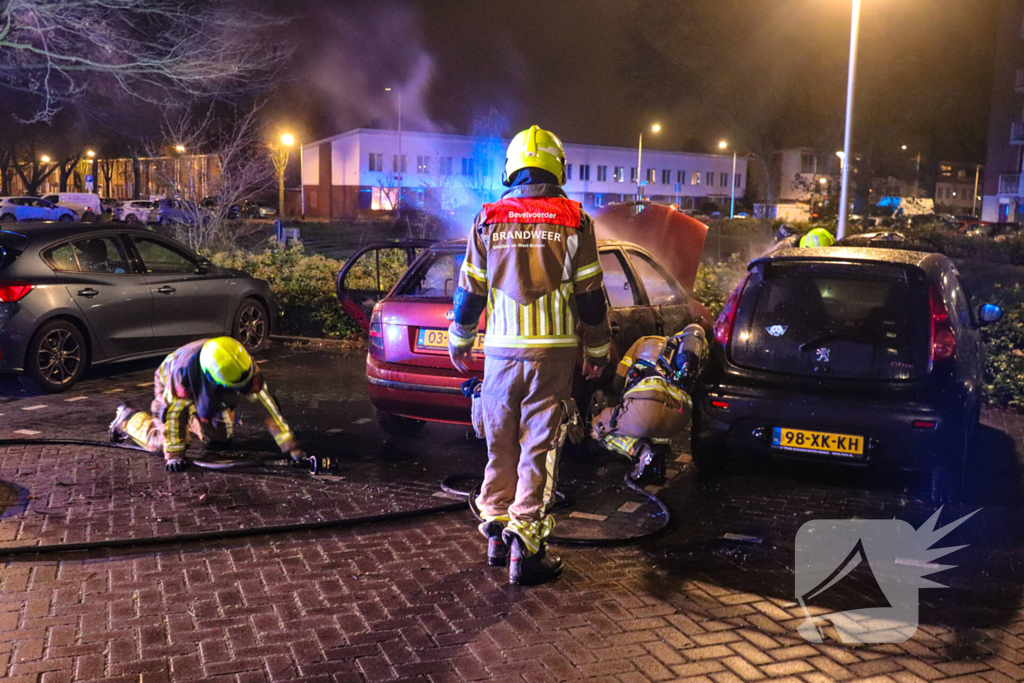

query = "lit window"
[416, 156, 430, 174]
[614, 167, 624, 182]
[691, 173, 700, 186]
[371, 186, 396, 211]
[941, 164, 953, 177]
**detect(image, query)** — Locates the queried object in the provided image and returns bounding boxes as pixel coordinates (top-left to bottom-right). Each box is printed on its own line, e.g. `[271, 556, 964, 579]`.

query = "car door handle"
[156, 286, 176, 295]
[77, 288, 99, 298]
[609, 321, 621, 335]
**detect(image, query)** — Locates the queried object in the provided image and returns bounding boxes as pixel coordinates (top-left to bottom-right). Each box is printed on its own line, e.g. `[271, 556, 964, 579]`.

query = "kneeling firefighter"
[448, 125, 612, 586]
[591, 324, 707, 484]
[109, 337, 308, 472]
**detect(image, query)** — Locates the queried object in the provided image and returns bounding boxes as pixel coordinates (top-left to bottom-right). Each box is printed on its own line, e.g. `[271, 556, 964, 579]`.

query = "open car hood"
[593, 202, 708, 292]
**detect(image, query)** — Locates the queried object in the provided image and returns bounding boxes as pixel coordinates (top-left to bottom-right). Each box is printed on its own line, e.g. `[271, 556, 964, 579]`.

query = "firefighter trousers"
[477, 355, 574, 540]
[123, 407, 234, 459]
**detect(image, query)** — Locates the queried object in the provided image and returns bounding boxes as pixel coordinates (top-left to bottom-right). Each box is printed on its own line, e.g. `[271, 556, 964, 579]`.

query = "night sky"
[267, 0, 997, 162]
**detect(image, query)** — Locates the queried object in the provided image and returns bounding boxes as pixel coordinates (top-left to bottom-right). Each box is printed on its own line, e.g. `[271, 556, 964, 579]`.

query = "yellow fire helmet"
[799, 227, 836, 248]
[504, 125, 567, 186]
[200, 337, 255, 389]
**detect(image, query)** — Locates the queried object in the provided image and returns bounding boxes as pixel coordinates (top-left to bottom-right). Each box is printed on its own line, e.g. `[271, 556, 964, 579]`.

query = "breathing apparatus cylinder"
[673, 324, 707, 395]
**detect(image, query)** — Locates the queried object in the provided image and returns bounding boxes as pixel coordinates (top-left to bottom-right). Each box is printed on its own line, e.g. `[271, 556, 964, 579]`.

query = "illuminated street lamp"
[174, 145, 186, 153]
[719, 140, 738, 218]
[86, 150, 95, 159]
[636, 123, 661, 199]
[836, 0, 862, 240]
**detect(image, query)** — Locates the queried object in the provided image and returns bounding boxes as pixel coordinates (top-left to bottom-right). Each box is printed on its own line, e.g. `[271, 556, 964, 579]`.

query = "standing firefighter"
[448, 125, 611, 586]
[592, 324, 707, 484]
[109, 337, 306, 471]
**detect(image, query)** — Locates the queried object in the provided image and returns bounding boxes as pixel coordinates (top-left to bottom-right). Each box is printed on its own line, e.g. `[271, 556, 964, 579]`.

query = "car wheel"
[58, 214, 73, 222]
[125, 214, 140, 224]
[24, 320, 87, 393]
[376, 409, 426, 438]
[232, 298, 270, 352]
[0, 213, 16, 223]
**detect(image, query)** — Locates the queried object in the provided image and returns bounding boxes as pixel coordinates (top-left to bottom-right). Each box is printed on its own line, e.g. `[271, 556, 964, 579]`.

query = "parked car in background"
[0, 223, 274, 392]
[338, 238, 714, 436]
[42, 193, 102, 222]
[100, 198, 122, 216]
[695, 245, 1003, 501]
[115, 200, 157, 224]
[154, 199, 212, 226]
[963, 221, 1021, 240]
[0, 197, 76, 223]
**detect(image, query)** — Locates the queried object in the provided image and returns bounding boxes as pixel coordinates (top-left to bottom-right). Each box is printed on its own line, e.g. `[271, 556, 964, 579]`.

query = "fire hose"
[0, 437, 672, 558]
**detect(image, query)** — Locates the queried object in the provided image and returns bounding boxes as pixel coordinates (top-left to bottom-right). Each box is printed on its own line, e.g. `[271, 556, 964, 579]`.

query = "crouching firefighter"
[109, 337, 308, 472]
[591, 324, 708, 485]
[448, 125, 612, 586]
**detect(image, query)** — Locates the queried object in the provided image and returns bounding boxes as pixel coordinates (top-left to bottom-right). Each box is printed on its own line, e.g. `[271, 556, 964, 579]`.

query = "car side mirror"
[196, 260, 213, 275]
[979, 303, 1003, 325]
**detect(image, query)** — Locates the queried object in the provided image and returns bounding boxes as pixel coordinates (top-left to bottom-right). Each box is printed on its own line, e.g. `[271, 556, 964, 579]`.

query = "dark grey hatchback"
[694, 246, 1003, 501]
[0, 223, 274, 392]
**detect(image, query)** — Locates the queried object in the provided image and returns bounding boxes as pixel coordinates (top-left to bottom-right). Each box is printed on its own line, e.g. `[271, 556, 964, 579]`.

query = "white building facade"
[299, 128, 747, 220]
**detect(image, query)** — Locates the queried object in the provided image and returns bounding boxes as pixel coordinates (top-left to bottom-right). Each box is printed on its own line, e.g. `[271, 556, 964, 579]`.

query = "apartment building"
[982, 0, 1024, 221]
[299, 128, 747, 220]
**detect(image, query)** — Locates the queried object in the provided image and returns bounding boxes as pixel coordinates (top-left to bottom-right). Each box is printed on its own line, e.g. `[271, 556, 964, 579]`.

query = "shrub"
[209, 245, 360, 338]
[694, 254, 749, 317]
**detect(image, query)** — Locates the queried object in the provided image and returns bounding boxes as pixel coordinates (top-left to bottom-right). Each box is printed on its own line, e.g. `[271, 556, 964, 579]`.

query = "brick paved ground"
[1, 345, 1023, 682]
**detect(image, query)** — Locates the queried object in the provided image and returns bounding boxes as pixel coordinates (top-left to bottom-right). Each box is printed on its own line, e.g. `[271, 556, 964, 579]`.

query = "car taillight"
[714, 277, 747, 347]
[0, 282, 33, 303]
[369, 305, 384, 359]
[929, 284, 955, 363]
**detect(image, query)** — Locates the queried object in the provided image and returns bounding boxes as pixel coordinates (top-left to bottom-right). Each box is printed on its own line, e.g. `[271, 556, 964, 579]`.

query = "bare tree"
[0, 0, 289, 121]
[148, 101, 276, 251]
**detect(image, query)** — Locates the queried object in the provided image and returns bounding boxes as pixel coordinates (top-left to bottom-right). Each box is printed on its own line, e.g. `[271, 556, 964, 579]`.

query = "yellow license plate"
[772, 427, 864, 458]
[417, 328, 485, 352]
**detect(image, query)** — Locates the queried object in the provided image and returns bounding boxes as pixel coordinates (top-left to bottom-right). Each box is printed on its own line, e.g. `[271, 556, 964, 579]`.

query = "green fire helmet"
[800, 227, 836, 248]
[503, 125, 567, 186]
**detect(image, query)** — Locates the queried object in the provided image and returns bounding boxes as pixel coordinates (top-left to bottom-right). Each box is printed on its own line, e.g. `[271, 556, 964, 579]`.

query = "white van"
[42, 193, 102, 221]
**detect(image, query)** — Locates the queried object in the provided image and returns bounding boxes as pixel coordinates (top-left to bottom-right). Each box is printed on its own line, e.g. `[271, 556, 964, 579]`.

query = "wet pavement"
[1, 343, 1024, 682]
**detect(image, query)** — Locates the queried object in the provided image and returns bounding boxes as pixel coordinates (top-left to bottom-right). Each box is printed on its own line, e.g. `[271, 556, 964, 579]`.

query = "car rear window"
[393, 249, 465, 298]
[730, 262, 930, 380]
[0, 231, 28, 271]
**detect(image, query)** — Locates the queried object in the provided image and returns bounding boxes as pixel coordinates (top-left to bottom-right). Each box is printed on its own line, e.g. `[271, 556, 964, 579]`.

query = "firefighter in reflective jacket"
[108, 337, 305, 471]
[448, 125, 612, 586]
[592, 325, 707, 484]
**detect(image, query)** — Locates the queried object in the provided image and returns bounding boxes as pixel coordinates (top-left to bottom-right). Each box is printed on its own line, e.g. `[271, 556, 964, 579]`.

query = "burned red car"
[336, 202, 713, 435]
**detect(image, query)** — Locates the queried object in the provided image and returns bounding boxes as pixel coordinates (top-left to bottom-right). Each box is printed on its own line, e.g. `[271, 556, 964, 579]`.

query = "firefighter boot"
[506, 535, 563, 586]
[479, 521, 509, 567]
[108, 404, 136, 444]
[630, 440, 667, 487]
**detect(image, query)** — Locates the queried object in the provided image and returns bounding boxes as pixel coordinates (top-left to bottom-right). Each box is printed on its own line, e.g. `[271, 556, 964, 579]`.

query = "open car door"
[593, 202, 708, 293]
[336, 240, 434, 333]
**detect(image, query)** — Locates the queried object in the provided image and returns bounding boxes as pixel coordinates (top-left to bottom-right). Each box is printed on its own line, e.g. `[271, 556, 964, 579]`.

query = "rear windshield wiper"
[798, 330, 876, 350]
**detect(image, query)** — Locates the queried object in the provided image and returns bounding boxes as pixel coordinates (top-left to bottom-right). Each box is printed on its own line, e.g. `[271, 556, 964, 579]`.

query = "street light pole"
[972, 164, 981, 217]
[837, 0, 862, 240]
[730, 151, 737, 218]
[636, 130, 644, 200]
[386, 87, 402, 219]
